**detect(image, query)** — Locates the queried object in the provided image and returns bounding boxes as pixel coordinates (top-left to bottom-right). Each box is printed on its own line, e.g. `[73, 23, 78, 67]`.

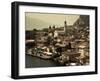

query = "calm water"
[25, 55, 61, 68]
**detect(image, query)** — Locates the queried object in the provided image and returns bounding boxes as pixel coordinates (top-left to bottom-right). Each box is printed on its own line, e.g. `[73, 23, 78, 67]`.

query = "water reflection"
[25, 55, 61, 68]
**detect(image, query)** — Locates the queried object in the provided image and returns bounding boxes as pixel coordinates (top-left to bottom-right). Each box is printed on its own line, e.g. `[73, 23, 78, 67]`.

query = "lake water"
[25, 55, 61, 68]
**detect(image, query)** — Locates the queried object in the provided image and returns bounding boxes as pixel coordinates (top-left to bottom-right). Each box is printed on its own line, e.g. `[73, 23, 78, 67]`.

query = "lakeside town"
[25, 15, 89, 67]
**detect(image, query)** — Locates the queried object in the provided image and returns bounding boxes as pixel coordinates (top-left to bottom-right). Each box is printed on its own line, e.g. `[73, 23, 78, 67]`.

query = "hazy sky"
[25, 12, 79, 30]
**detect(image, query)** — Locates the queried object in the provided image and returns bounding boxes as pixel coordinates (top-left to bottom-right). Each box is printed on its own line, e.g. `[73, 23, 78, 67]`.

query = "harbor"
[25, 14, 89, 68]
[26, 55, 61, 68]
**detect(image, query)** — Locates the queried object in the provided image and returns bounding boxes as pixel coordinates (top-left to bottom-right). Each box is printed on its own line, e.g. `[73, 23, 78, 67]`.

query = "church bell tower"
[64, 20, 67, 35]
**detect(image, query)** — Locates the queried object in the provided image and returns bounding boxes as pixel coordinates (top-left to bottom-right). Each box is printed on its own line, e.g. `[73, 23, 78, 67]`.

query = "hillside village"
[26, 15, 89, 66]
